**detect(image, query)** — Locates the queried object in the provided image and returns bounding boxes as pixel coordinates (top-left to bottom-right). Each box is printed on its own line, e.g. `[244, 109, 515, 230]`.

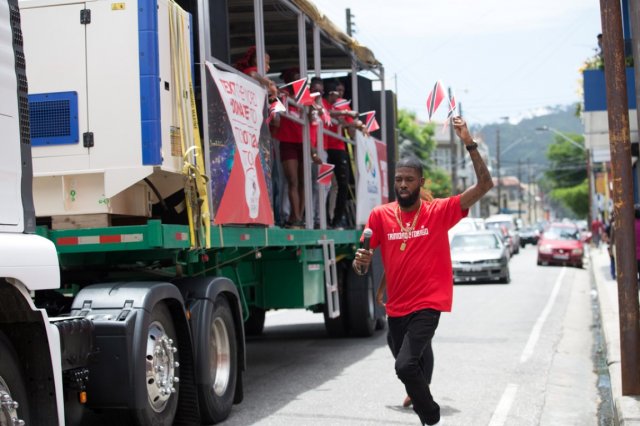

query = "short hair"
[280, 67, 299, 83]
[324, 79, 340, 94]
[396, 157, 423, 177]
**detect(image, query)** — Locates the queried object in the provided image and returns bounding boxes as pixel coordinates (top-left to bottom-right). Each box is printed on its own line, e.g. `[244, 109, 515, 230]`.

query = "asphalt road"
[221, 245, 601, 425]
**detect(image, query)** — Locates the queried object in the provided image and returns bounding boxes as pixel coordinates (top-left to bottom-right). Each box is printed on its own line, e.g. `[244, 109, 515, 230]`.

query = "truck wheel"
[347, 267, 376, 337]
[140, 302, 179, 426]
[200, 297, 238, 424]
[244, 307, 266, 336]
[0, 331, 30, 426]
[323, 260, 349, 337]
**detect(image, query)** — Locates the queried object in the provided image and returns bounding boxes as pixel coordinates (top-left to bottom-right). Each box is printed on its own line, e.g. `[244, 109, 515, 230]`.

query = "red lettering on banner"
[240, 149, 256, 167]
[219, 79, 235, 95]
[234, 127, 258, 149]
[230, 99, 253, 120]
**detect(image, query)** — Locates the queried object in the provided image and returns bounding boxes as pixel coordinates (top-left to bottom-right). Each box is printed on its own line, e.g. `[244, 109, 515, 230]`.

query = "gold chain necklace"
[394, 200, 421, 251]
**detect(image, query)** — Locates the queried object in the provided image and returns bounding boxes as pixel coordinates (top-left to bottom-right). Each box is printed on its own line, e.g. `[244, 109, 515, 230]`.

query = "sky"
[312, 0, 603, 125]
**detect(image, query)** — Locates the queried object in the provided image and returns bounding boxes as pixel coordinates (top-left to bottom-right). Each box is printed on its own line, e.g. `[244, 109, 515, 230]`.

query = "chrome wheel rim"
[210, 316, 231, 396]
[145, 321, 179, 413]
[0, 377, 24, 426]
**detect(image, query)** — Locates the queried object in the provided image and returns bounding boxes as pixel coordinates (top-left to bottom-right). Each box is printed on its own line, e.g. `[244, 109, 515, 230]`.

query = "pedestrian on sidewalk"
[604, 214, 616, 279]
[353, 116, 493, 426]
[591, 216, 603, 248]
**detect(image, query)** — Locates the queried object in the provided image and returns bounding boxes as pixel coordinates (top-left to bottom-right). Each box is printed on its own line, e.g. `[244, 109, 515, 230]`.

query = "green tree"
[396, 109, 451, 198]
[543, 133, 588, 217]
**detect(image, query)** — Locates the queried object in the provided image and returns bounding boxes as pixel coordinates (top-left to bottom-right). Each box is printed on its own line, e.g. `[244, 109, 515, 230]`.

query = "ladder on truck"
[318, 239, 340, 318]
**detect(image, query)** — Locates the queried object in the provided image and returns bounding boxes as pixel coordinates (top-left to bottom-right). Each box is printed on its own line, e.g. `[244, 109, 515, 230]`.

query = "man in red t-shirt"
[353, 116, 493, 426]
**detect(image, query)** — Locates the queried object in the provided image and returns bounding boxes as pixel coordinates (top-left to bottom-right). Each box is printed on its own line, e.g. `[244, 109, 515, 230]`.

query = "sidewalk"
[590, 245, 640, 425]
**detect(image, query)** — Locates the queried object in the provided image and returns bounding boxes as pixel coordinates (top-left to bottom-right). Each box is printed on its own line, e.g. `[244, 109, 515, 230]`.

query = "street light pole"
[495, 117, 509, 214]
[496, 126, 501, 214]
[517, 159, 522, 220]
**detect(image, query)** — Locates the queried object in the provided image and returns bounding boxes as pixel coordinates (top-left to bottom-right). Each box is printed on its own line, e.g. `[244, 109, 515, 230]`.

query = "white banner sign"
[355, 132, 382, 225]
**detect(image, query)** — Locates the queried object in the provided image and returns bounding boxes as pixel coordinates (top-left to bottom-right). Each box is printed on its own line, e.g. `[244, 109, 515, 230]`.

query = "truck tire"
[347, 267, 376, 337]
[199, 296, 238, 424]
[244, 307, 266, 336]
[323, 260, 349, 337]
[139, 302, 179, 426]
[0, 331, 30, 426]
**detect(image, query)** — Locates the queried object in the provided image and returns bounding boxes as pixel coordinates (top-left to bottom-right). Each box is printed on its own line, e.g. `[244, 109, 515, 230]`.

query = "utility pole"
[496, 126, 501, 214]
[449, 87, 457, 193]
[527, 159, 532, 224]
[600, 0, 640, 395]
[346, 8, 355, 37]
[533, 183, 537, 223]
[517, 159, 522, 220]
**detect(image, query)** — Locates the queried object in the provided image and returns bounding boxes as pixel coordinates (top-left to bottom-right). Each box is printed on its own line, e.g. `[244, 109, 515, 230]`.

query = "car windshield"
[544, 227, 579, 240]
[451, 234, 500, 250]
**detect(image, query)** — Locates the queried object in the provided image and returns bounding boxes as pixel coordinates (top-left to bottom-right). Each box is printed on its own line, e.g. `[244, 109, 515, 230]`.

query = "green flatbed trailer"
[37, 221, 380, 337]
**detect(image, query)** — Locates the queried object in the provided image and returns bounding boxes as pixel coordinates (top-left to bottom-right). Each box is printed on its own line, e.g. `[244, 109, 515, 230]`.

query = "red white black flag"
[426, 80, 446, 121]
[360, 111, 380, 133]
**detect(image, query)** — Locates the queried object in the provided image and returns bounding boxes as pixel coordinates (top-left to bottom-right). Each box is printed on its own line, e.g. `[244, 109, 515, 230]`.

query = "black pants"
[326, 149, 349, 226]
[388, 309, 441, 425]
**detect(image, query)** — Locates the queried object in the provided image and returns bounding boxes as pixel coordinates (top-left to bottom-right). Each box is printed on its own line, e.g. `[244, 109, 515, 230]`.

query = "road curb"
[590, 246, 640, 425]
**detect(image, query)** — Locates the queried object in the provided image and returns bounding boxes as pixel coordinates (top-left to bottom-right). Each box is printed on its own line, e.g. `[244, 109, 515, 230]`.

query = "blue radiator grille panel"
[29, 91, 79, 146]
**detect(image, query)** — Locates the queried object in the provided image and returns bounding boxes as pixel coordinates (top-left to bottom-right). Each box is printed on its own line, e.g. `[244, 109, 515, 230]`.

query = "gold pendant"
[400, 241, 406, 251]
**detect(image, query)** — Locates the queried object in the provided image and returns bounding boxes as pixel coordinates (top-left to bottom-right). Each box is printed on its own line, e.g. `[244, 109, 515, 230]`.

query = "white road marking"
[488, 383, 519, 426]
[520, 267, 566, 363]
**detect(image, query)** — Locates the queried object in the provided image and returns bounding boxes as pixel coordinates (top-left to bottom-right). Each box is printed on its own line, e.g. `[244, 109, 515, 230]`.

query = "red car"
[537, 223, 584, 268]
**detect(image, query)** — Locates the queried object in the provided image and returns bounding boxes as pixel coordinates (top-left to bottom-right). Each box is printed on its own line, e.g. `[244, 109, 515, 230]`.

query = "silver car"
[451, 231, 511, 284]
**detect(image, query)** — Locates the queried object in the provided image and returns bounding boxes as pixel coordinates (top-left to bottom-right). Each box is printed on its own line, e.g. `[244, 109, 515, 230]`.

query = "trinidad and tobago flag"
[316, 162, 335, 185]
[446, 91, 456, 119]
[426, 80, 446, 121]
[333, 98, 351, 111]
[321, 107, 332, 126]
[266, 98, 286, 124]
[282, 78, 316, 106]
[441, 90, 457, 133]
[360, 111, 380, 133]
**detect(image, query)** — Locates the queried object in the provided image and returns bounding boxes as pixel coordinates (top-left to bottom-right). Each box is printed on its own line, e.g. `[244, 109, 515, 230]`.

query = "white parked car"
[485, 214, 521, 255]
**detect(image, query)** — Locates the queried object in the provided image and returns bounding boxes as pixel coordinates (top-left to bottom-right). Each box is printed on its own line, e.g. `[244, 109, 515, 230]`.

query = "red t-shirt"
[275, 105, 303, 143]
[365, 195, 468, 316]
[322, 98, 344, 151]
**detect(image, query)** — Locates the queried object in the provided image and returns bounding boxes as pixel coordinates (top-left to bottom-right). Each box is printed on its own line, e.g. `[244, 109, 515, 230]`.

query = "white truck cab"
[0, 1, 66, 423]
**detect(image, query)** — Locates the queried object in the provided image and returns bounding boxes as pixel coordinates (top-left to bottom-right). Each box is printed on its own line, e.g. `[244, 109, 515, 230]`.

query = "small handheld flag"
[360, 111, 380, 133]
[266, 98, 286, 124]
[333, 98, 351, 111]
[441, 91, 457, 134]
[317, 162, 335, 185]
[280, 78, 316, 106]
[426, 80, 446, 121]
[321, 107, 332, 126]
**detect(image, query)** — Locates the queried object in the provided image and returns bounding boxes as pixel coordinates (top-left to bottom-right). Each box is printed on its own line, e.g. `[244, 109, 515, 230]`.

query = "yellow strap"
[169, 1, 211, 248]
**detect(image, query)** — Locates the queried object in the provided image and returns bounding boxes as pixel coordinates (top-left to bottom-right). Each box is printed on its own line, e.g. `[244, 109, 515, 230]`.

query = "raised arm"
[452, 116, 494, 210]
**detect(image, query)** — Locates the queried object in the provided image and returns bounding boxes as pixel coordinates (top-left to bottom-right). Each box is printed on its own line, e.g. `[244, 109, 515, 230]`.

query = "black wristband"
[465, 142, 478, 152]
